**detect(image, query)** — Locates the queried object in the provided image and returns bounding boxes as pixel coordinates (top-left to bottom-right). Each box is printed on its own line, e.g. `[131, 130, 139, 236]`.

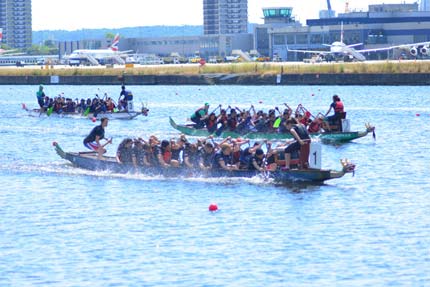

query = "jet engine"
[420, 46, 430, 55]
[410, 47, 418, 57]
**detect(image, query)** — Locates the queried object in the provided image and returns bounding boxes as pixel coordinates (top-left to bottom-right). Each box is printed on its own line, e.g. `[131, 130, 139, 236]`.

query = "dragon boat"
[22, 103, 149, 120]
[169, 117, 375, 143]
[53, 142, 355, 184]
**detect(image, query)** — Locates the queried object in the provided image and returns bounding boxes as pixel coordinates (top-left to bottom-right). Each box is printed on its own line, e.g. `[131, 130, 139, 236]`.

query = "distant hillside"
[32, 25, 203, 44]
[32, 24, 256, 44]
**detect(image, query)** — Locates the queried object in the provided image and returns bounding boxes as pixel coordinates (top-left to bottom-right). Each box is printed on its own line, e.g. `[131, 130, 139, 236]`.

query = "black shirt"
[293, 125, 311, 140]
[83, 125, 105, 144]
[117, 146, 134, 164]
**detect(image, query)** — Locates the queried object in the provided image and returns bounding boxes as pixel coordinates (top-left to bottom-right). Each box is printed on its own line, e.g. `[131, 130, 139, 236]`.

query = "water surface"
[0, 85, 429, 286]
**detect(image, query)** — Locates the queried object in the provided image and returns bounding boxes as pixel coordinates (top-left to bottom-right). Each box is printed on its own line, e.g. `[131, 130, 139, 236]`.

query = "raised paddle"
[209, 104, 222, 115]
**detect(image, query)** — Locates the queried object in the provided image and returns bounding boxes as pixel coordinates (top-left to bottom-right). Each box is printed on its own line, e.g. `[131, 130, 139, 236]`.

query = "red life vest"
[106, 102, 115, 111]
[335, 101, 344, 113]
[308, 120, 321, 133]
[207, 119, 216, 129]
[232, 150, 240, 164]
[300, 117, 310, 127]
[163, 150, 171, 163]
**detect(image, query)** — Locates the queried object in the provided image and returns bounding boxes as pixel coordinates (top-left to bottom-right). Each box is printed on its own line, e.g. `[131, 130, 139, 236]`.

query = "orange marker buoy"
[209, 203, 218, 212]
[92, 117, 97, 122]
[416, 113, 421, 117]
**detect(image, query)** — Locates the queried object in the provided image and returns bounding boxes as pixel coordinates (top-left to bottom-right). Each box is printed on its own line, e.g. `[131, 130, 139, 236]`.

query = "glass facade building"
[203, 0, 248, 35]
[0, 0, 32, 49]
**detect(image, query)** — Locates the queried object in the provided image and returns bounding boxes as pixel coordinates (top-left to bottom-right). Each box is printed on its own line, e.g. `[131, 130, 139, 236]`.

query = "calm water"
[0, 85, 429, 286]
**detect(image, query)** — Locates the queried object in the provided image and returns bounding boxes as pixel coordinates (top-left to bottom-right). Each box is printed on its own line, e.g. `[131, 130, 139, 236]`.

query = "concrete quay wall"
[0, 73, 429, 85]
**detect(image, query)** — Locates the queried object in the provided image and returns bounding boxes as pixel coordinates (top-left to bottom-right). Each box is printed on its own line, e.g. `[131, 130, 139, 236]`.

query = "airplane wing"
[347, 43, 363, 48]
[357, 41, 430, 53]
[117, 50, 134, 54]
[287, 48, 330, 55]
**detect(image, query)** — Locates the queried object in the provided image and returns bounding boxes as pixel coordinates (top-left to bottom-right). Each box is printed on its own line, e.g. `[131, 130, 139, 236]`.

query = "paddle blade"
[83, 107, 90, 116]
[273, 118, 281, 128]
[47, 106, 53, 116]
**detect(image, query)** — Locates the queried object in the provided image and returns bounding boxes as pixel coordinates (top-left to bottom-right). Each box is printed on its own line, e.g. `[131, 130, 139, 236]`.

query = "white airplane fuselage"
[329, 42, 366, 61]
[69, 49, 118, 61]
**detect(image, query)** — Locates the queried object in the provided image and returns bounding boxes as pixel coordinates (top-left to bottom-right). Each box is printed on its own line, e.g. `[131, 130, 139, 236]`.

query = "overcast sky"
[32, 0, 413, 31]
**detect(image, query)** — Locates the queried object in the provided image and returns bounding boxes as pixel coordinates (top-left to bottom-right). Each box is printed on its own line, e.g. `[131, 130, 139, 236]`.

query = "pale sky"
[32, 0, 413, 31]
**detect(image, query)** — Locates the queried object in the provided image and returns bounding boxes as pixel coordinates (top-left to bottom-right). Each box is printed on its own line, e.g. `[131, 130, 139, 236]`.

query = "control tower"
[262, 7, 296, 24]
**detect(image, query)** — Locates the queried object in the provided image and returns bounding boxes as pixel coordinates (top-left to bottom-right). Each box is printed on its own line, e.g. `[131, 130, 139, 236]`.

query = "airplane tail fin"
[110, 33, 120, 52]
[340, 22, 344, 44]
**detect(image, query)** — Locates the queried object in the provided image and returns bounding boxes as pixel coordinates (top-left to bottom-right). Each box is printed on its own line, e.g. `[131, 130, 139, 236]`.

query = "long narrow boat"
[169, 117, 375, 143]
[22, 103, 148, 120]
[53, 142, 355, 184]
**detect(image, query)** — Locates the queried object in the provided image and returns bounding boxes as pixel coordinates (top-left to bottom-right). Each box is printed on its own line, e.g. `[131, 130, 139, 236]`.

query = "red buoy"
[92, 117, 97, 122]
[209, 203, 218, 212]
[416, 113, 421, 117]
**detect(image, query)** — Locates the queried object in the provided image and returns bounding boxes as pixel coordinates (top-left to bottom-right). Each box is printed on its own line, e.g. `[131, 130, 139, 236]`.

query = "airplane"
[287, 23, 430, 62]
[66, 34, 133, 66]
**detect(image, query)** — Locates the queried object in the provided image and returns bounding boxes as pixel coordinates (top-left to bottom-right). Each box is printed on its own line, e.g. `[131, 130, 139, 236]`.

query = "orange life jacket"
[335, 101, 344, 113]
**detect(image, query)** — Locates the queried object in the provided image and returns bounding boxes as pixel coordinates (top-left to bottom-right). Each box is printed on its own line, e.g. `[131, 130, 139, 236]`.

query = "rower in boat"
[325, 95, 346, 131]
[119, 85, 134, 112]
[83, 117, 112, 159]
[132, 139, 146, 167]
[283, 118, 311, 170]
[116, 138, 134, 165]
[248, 148, 266, 172]
[36, 85, 46, 111]
[171, 136, 187, 164]
[190, 103, 210, 129]
[205, 113, 218, 133]
[199, 142, 216, 170]
[213, 143, 239, 172]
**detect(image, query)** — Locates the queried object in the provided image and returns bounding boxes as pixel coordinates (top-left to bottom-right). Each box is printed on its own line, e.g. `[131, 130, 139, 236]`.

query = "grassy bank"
[1, 60, 429, 77]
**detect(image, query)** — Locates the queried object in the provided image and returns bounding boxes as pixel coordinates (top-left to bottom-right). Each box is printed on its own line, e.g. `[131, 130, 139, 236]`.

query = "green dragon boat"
[169, 117, 375, 143]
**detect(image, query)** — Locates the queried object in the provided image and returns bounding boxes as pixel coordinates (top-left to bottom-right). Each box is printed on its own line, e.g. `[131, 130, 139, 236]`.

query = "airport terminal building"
[57, 2, 430, 63]
[265, 3, 430, 61]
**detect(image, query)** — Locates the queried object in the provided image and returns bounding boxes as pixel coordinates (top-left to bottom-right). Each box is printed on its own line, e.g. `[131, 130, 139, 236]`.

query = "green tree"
[26, 44, 59, 55]
[105, 32, 116, 39]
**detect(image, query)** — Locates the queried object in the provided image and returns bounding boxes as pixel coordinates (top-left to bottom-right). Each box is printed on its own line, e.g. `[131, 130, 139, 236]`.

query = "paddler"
[325, 94, 345, 129]
[283, 118, 311, 170]
[119, 85, 134, 111]
[83, 117, 112, 159]
[36, 85, 46, 111]
[190, 103, 210, 129]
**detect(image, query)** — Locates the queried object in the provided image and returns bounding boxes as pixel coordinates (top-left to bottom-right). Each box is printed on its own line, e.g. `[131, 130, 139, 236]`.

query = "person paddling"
[83, 117, 112, 159]
[283, 118, 311, 170]
[36, 85, 46, 111]
[325, 94, 345, 130]
[119, 85, 134, 111]
[190, 103, 210, 129]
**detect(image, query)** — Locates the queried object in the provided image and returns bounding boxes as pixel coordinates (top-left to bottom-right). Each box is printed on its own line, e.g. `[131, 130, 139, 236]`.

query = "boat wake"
[2, 161, 272, 186]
